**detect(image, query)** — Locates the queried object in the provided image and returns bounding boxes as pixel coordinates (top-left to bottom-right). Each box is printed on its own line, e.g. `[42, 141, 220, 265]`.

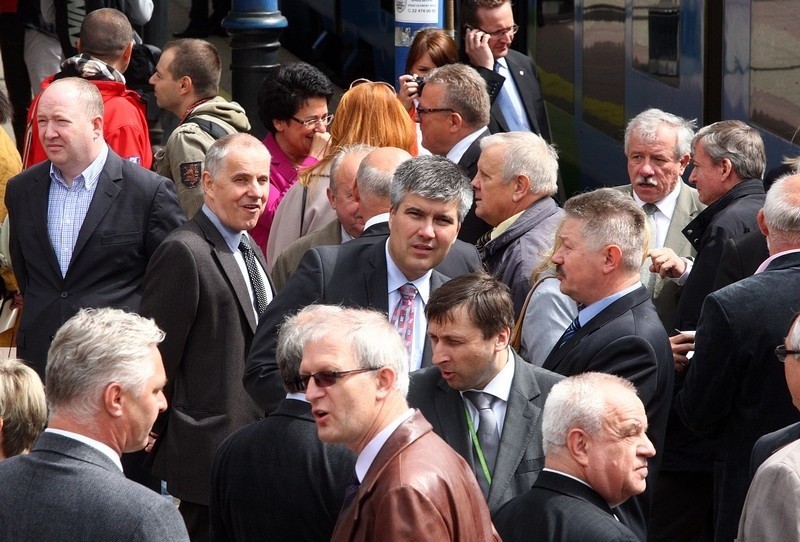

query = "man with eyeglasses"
[737, 313, 800, 540]
[245, 155, 471, 414]
[417, 63, 492, 244]
[150, 39, 251, 218]
[460, 0, 551, 141]
[298, 306, 499, 541]
[676, 174, 800, 542]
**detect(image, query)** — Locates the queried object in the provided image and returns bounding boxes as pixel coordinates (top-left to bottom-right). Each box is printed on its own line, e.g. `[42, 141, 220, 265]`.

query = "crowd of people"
[0, 0, 799, 541]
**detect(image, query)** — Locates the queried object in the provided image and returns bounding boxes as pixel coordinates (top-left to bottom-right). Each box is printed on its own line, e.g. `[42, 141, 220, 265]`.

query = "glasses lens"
[314, 371, 339, 387]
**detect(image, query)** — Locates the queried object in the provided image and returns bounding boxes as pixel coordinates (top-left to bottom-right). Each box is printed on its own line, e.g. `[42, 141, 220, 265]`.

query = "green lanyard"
[464, 404, 493, 486]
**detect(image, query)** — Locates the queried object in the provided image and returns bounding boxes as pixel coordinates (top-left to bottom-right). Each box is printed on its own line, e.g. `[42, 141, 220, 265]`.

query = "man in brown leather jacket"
[298, 306, 499, 542]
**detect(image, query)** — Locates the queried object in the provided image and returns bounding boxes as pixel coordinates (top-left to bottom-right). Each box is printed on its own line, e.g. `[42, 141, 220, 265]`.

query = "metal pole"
[224, 0, 287, 140]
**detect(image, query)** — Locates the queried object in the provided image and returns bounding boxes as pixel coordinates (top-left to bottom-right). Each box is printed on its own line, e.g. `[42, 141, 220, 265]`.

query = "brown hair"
[405, 28, 458, 74]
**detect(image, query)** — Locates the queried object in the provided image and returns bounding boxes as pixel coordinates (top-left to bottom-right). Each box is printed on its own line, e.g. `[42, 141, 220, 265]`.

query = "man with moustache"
[140, 133, 273, 540]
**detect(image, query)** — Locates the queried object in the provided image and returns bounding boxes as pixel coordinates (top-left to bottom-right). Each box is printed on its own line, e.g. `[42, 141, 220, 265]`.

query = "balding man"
[677, 174, 800, 542]
[24, 8, 152, 168]
[6, 77, 184, 379]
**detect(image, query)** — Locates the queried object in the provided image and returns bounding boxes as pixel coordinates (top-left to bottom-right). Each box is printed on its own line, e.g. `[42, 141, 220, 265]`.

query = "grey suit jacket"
[408, 350, 564, 511]
[0, 432, 189, 541]
[140, 210, 269, 505]
[244, 240, 449, 414]
[271, 218, 342, 291]
[616, 182, 704, 329]
[5, 150, 185, 377]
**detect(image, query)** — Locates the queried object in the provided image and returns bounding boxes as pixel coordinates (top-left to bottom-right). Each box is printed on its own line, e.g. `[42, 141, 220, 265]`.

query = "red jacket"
[24, 75, 152, 169]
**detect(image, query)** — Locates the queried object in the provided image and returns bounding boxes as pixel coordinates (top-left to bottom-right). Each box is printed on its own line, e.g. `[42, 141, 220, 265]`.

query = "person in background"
[0, 89, 21, 301]
[0, 358, 46, 460]
[251, 63, 334, 254]
[397, 28, 458, 117]
[267, 79, 417, 269]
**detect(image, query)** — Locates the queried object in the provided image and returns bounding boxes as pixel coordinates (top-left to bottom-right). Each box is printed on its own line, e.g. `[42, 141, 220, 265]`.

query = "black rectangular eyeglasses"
[776, 344, 800, 363]
[295, 367, 381, 391]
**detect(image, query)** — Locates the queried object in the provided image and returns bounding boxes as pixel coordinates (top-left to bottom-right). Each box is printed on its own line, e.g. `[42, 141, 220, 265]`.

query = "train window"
[534, 0, 575, 114]
[750, 0, 800, 143]
[631, 0, 679, 87]
[582, 0, 625, 138]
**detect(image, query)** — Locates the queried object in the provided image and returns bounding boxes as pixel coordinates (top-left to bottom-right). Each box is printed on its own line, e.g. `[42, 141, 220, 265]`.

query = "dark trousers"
[188, 0, 231, 28]
[179, 499, 210, 542]
[649, 471, 714, 542]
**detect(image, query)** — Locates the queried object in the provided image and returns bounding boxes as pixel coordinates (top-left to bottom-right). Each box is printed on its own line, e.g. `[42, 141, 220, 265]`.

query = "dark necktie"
[476, 230, 492, 259]
[557, 316, 582, 349]
[339, 471, 360, 517]
[464, 390, 499, 497]
[238, 239, 268, 316]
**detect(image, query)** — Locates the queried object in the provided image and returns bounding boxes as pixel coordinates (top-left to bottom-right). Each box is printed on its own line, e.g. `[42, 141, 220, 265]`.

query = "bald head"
[760, 173, 800, 253]
[355, 147, 412, 218]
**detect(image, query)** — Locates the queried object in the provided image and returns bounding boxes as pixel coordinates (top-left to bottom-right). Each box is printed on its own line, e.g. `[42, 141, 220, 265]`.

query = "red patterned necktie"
[390, 283, 417, 363]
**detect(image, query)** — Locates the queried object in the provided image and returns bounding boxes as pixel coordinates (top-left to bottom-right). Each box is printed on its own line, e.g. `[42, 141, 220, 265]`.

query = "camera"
[413, 75, 426, 94]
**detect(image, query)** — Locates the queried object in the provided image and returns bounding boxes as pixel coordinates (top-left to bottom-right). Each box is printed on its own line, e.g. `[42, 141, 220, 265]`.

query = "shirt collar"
[355, 408, 415, 482]
[446, 127, 487, 164]
[755, 248, 800, 274]
[579, 282, 641, 327]
[630, 179, 682, 221]
[384, 239, 432, 302]
[201, 204, 244, 252]
[462, 346, 515, 403]
[364, 212, 390, 231]
[50, 143, 108, 190]
[44, 427, 123, 472]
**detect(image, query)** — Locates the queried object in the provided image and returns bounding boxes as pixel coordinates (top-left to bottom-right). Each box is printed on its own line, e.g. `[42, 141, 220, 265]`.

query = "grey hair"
[356, 147, 413, 203]
[302, 307, 410, 397]
[763, 175, 800, 246]
[328, 143, 375, 193]
[542, 372, 636, 456]
[46, 308, 165, 420]
[277, 305, 347, 393]
[692, 120, 766, 180]
[390, 155, 473, 223]
[564, 188, 647, 271]
[480, 132, 559, 196]
[624, 108, 697, 159]
[788, 313, 800, 352]
[0, 359, 47, 457]
[204, 133, 270, 178]
[425, 63, 490, 128]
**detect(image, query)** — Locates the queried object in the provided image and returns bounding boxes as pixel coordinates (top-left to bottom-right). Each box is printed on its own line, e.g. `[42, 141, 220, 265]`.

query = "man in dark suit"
[493, 372, 652, 542]
[301, 307, 499, 541]
[5, 77, 184, 380]
[210, 305, 356, 542]
[676, 174, 800, 542]
[244, 155, 473, 414]
[408, 272, 563, 511]
[541, 188, 674, 540]
[140, 133, 273, 541]
[417, 63, 491, 243]
[460, 0, 551, 141]
[713, 229, 769, 290]
[0, 308, 189, 541]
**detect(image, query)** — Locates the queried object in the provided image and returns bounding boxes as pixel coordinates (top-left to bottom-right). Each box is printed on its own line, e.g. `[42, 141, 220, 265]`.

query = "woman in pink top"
[251, 63, 334, 253]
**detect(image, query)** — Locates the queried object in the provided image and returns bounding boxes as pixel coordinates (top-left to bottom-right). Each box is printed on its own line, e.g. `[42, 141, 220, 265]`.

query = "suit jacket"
[475, 50, 552, 141]
[750, 421, 800, 477]
[332, 410, 499, 542]
[209, 398, 356, 542]
[350, 220, 483, 278]
[713, 230, 769, 290]
[139, 210, 269, 505]
[270, 218, 342, 291]
[616, 182, 704, 330]
[244, 240, 449, 414]
[0, 432, 189, 541]
[737, 438, 800, 541]
[407, 351, 564, 511]
[493, 470, 640, 542]
[542, 286, 674, 540]
[676, 251, 800, 542]
[5, 149, 185, 378]
[456, 128, 492, 244]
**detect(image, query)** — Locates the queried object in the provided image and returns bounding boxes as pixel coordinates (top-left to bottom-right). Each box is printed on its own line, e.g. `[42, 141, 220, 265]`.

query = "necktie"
[464, 391, 499, 497]
[640, 203, 658, 293]
[557, 316, 581, 349]
[476, 229, 492, 259]
[494, 61, 527, 132]
[340, 471, 360, 515]
[238, 239, 269, 316]
[390, 283, 417, 362]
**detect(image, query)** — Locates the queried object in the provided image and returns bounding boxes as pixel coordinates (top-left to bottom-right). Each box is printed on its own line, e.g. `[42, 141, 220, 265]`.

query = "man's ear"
[511, 174, 531, 202]
[602, 244, 623, 274]
[179, 76, 192, 96]
[102, 382, 125, 418]
[757, 208, 768, 237]
[566, 428, 591, 467]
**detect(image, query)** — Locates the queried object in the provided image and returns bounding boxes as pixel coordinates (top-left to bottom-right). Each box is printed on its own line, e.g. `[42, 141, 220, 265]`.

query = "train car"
[280, 0, 800, 194]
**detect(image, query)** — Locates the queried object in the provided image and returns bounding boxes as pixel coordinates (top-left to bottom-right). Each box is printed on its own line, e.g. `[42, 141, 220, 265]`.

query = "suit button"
[686, 229, 693, 235]
[60, 292, 68, 298]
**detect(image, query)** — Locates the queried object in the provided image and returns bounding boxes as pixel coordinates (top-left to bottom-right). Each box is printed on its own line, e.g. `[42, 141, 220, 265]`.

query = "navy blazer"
[408, 350, 564, 511]
[5, 150, 185, 377]
[542, 285, 674, 540]
[244, 240, 449, 414]
[493, 470, 639, 542]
